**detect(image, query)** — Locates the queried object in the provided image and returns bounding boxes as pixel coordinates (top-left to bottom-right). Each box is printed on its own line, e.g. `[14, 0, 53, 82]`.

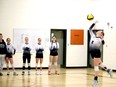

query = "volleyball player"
[0, 33, 7, 76]
[5, 38, 18, 76]
[22, 37, 31, 75]
[48, 35, 59, 75]
[89, 21, 112, 86]
[35, 38, 44, 75]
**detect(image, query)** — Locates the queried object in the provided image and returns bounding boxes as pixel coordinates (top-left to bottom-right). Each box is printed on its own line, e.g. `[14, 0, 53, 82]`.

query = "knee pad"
[11, 64, 14, 67]
[28, 63, 30, 66]
[36, 63, 38, 67]
[6, 63, 9, 67]
[40, 63, 42, 67]
[54, 62, 57, 66]
[94, 66, 99, 71]
[49, 62, 52, 66]
[23, 63, 25, 66]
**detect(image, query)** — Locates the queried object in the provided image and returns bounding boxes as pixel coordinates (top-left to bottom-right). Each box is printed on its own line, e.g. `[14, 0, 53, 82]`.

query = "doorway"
[51, 29, 67, 68]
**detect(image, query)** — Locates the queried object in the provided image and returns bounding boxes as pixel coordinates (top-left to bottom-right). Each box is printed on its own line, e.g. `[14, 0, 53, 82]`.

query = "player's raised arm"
[89, 21, 98, 37]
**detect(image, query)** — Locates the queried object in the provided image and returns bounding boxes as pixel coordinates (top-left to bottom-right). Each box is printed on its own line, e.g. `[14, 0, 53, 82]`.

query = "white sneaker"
[36, 71, 38, 75]
[13, 72, 18, 76]
[108, 69, 113, 78]
[92, 80, 98, 87]
[40, 71, 42, 75]
[28, 71, 30, 75]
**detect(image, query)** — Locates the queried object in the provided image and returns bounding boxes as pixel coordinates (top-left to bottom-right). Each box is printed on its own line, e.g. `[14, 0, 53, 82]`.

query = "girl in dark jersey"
[89, 21, 112, 86]
[35, 38, 44, 75]
[5, 38, 18, 76]
[22, 37, 31, 75]
[48, 35, 59, 75]
[0, 33, 7, 76]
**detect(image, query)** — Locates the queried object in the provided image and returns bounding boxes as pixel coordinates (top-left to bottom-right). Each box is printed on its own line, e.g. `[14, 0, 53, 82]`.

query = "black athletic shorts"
[6, 53, 12, 58]
[89, 48, 101, 59]
[23, 53, 31, 63]
[50, 50, 58, 56]
[36, 53, 43, 58]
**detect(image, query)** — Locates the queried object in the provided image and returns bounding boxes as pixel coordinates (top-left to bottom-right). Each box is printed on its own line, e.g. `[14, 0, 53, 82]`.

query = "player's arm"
[56, 42, 59, 50]
[3, 39, 7, 54]
[49, 42, 53, 50]
[12, 44, 16, 55]
[89, 21, 98, 37]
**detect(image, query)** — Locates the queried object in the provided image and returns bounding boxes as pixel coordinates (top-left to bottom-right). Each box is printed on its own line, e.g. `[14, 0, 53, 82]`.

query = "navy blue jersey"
[0, 39, 7, 54]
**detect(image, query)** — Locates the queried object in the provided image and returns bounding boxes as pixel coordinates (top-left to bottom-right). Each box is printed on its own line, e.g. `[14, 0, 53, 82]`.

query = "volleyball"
[87, 14, 94, 20]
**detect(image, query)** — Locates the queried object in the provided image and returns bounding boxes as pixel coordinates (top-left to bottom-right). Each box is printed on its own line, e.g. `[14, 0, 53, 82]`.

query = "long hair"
[51, 35, 58, 48]
[51, 35, 57, 42]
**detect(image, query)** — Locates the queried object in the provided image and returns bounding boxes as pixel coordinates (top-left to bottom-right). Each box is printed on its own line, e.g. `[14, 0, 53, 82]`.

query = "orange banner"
[70, 29, 84, 45]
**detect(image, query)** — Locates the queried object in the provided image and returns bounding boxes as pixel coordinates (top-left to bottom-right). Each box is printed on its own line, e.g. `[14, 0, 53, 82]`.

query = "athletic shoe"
[0, 72, 3, 76]
[108, 69, 113, 78]
[55, 71, 59, 75]
[13, 72, 18, 76]
[48, 71, 51, 75]
[28, 71, 30, 75]
[40, 71, 42, 75]
[22, 71, 25, 75]
[36, 71, 38, 75]
[92, 80, 98, 87]
[7, 72, 10, 76]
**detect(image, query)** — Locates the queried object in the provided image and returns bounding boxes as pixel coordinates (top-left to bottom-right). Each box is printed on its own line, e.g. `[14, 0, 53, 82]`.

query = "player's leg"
[35, 58, 39, 75]
[0, 55, 5, 76]
[99, 59, 113, 78]
[48, 56, 53, 75]
[27, 54, 31, 75]
[0, 56, 3, 76]
[40, 58, 43, 75]
[90, 49, 100, 86]
[53, 56, 59, 75]
[22, 55, 26, 75]
[5, 57, 10, 75]
[9, 57, 18, 76]
[92, 58, 100, 87]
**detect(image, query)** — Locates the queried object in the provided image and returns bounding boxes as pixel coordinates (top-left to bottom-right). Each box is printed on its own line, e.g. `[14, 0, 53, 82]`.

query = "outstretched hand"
[94, 20, 98, 24]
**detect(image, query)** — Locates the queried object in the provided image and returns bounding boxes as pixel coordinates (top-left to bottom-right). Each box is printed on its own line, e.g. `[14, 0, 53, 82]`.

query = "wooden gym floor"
[0, 68, 116, 87]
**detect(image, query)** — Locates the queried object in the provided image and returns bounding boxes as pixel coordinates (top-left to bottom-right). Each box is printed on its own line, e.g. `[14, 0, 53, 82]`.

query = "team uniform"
[6, 43, 18, 76]
[89, 23, 104, 58]
[22, 43, 31, 75]
[35, 43, 44, 75]
[0, 39, 7, 76]
[89, 23, 112, 86]
[49, 42, 59, 56]
[48, 41, 60, 75]
[35, 44, 44, 58]
[6, 44, 16, 58]
[22, 43, 31, 63]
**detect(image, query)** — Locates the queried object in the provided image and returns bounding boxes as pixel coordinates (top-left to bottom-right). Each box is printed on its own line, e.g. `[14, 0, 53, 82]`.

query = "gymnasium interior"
[0, 0, 116, 87]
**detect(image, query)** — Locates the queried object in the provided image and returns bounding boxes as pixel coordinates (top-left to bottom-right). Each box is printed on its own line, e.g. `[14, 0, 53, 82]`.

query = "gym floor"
[0, 68, 116, 87]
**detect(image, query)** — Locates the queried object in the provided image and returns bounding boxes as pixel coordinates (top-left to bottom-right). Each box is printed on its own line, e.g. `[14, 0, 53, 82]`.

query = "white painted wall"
[103, 29, 116, 70]
[0, 0, 116, 69]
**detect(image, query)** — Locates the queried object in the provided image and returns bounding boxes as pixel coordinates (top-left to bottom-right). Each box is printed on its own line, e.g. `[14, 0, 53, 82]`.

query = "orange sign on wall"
[70, 29, 84, 45]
